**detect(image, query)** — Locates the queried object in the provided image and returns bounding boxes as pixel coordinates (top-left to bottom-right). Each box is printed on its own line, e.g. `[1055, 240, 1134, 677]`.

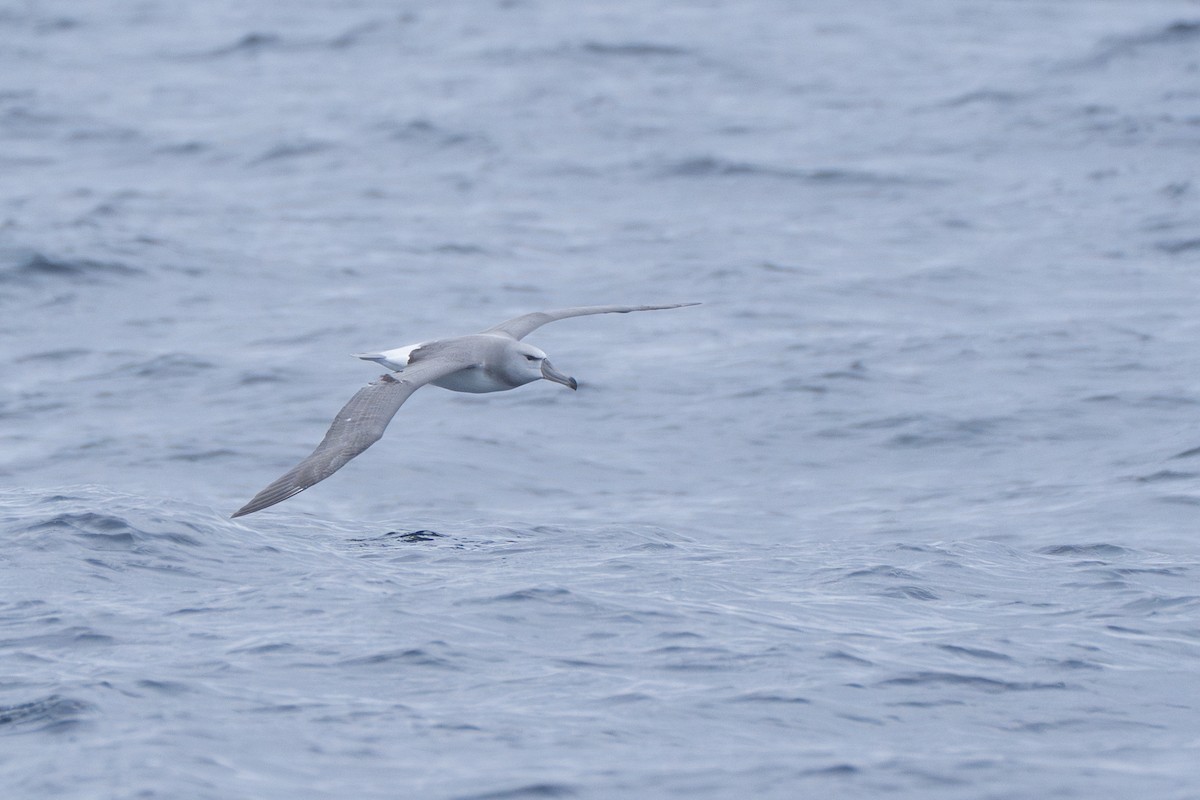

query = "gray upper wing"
[481, 303, 700, 341]
[232, 358, 467, 518]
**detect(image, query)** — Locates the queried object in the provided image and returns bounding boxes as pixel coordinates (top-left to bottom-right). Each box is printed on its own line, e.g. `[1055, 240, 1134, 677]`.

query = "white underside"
[430, 367, 510, 393]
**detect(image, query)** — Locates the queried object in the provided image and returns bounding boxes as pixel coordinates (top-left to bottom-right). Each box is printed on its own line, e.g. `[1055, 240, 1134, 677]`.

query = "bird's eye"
[524, 354, 538, 361]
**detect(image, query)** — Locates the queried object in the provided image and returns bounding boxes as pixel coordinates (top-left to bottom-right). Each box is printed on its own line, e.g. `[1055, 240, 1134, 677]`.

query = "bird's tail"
[353, 352, 388, 364]
[352, 343, 425, 372]
[352, 352, 406, 372]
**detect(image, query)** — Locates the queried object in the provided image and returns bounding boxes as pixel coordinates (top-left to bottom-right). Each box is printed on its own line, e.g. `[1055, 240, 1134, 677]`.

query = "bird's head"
[512, 342, 577, 390]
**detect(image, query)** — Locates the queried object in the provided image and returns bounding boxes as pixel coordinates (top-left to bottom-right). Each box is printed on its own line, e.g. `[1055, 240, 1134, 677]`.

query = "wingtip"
[623, 302, 702, 313]
[231, 492, 282, 518]
[230, 493, 280, 519]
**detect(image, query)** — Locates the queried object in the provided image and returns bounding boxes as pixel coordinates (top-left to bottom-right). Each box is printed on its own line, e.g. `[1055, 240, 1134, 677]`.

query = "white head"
[505, 341, 578, 390]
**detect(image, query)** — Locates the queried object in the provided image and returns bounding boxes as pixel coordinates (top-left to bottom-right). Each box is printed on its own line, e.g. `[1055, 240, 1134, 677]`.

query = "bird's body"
[232, 303, 698, 517]
[356, 334, 564, 393]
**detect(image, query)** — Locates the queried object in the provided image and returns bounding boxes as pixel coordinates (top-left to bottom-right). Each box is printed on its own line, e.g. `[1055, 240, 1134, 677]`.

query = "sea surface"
[3, 1, 1200, 797]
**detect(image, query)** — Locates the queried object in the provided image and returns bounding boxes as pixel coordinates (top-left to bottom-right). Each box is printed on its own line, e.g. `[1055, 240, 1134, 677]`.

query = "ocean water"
[3, 1, 1200, 797]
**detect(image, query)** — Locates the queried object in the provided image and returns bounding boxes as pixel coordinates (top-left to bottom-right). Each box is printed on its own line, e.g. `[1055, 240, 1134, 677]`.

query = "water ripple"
[0, 695, 92, 734]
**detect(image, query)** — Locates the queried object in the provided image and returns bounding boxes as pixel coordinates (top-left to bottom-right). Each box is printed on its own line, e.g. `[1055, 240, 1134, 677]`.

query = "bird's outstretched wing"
[482, 303, 700, 341]
[232, 359, 468, 518]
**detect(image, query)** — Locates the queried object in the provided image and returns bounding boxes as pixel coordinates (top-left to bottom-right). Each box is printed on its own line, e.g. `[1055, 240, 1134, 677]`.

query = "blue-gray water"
[3, 1, 1200, 797]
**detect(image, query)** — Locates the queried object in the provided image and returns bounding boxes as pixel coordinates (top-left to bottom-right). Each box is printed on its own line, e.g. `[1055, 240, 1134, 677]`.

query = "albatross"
[232, 303, 699, 517]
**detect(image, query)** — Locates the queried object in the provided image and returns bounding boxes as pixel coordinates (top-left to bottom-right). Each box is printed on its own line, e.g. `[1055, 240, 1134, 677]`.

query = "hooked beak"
[541, 358, 578, 390]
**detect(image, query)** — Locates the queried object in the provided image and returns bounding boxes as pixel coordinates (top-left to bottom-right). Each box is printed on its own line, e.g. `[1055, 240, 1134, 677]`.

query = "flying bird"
[232, 303, 699, 517]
